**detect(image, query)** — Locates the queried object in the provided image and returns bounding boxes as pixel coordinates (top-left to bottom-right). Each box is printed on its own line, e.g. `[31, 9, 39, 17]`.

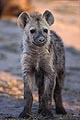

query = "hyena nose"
[38, 37, 45, 42]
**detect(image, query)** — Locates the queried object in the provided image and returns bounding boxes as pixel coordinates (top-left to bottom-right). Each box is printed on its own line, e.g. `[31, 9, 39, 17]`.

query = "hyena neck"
[27, 44, 50, 57]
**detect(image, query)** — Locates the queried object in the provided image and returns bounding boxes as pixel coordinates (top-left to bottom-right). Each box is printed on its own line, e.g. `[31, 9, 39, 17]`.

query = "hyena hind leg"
[36, 70, 53, 117]
[54, 71, 67, 115]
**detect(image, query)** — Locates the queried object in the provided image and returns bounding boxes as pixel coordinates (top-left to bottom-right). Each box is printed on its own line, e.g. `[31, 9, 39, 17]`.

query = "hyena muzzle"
[17, 10, 66, 118]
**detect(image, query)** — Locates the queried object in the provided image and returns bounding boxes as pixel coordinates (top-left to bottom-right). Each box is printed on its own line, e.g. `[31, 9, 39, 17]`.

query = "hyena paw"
[39, 107, 53, 117]
[38, 107, 43, 114]
[18, 110, 30, 118]
[56, 106, 67, 115]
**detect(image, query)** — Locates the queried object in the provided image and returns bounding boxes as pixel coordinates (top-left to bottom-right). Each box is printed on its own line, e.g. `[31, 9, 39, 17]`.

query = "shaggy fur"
[17, 10, 66, 118]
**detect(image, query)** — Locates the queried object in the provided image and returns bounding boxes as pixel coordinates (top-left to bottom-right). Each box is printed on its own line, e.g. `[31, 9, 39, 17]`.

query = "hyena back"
[17, 10, 66, 118]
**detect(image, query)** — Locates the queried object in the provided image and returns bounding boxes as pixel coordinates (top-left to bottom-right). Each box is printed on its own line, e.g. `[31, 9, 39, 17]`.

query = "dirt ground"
[0, 71, 80, 120]
[0, 0, 80, 119]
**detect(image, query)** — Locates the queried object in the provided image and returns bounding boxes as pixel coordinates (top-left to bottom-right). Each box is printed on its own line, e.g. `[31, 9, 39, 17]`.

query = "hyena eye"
[43, 28, 48, 33]
[30, 29, 36, 34]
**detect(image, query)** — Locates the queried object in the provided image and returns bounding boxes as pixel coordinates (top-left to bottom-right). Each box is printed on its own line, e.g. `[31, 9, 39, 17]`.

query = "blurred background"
[0, 0, 80, 118]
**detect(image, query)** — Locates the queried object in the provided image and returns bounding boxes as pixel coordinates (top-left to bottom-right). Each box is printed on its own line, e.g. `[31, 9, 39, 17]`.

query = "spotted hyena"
[17, 10, 66, 118]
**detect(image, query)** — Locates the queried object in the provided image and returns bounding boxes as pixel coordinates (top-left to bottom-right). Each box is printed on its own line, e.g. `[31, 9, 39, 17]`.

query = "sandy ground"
[0, 1, 80, 119]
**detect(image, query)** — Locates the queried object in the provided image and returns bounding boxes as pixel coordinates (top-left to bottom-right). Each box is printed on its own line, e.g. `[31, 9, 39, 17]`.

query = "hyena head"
[17, 10, 54, 47]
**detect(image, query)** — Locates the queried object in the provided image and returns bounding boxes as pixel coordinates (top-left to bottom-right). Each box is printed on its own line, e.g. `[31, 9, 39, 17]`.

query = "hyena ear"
[17, 12, 30, 29]
[43, 10, 54, 26]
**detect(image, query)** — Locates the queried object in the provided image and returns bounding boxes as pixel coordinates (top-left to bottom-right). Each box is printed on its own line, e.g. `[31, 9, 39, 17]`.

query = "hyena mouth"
[32, 40, 47, 47]
[32, 39, 47, 47]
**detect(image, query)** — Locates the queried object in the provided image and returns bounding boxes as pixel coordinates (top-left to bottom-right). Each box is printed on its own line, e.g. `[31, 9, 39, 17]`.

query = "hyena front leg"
[54, 71, 66, 115]
[19, 72, 33, 118]
[35, 70, 44, 113]
[41, 70, 56, 116]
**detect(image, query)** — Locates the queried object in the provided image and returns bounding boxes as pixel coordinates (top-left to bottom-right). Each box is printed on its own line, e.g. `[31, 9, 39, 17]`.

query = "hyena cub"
[17, 10, 66, 118]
